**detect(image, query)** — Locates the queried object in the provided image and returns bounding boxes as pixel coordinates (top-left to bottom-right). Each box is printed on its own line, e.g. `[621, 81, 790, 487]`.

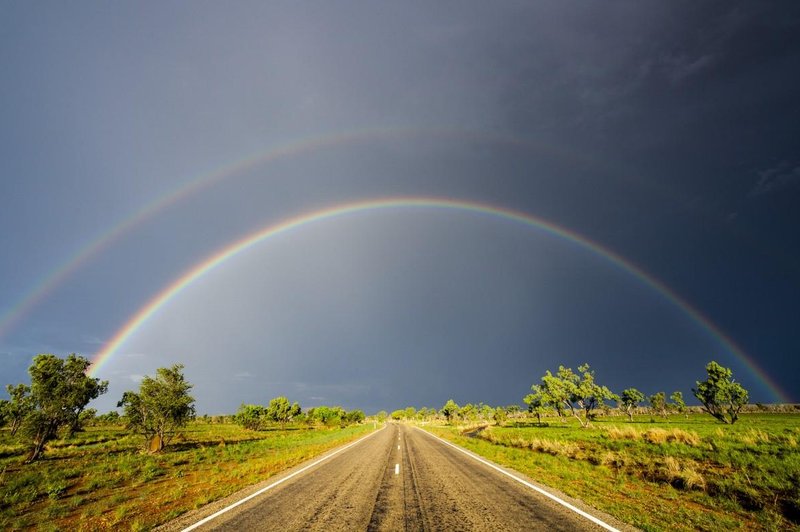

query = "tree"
[619, 388, 645, 422]
[345, 409, 365, 424]
[3, 383, 33, 436]
[524, 385, 548, 425]
[493, 406, 507, 425]
[118, 364, 195, 452]
[649, 392, 668, 419]
[307, 405, 345, 426]
[18, 354, 108, 462]
[97, 410, 121, 425]
[235, 403, 267, 430]
[460, 403, 476, 421]
[78, 408, 97, 427]
[266, 396, 301, 427]
[440, 399, 460, 424]
[692, 361, 749, 424]
[670, 391, 687, 418]
[538, 364, 617, 427]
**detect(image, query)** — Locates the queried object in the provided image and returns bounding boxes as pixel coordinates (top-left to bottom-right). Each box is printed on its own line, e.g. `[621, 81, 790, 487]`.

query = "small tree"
[345, 409, 365, 424]
[619, 388, 644, 422]
[692, 361, 749, 424]
[118, 364, 195, 452]
[3, 383, 33, 436]
[493, 406, 507, 425]
[235, 403, 267, 430]
[649, 392, 668, 419]
[440, 399, 460, 424]
[19, 354, 108, 462]
[524, 385, 548, 425]
[539, 364, 617, 427]
[670, 391, 687, 418]
[267, 397, 300, 427]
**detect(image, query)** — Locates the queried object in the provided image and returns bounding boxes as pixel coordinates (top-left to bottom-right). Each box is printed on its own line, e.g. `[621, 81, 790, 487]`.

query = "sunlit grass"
[0, 421, 375, 530]
[425, 413, 800, 531]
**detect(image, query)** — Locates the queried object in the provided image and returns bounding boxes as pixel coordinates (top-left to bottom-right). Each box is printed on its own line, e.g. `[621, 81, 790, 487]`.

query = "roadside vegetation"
[0, 353, 374, 530]
[390, 361, 799, 531]
[0, 419, 374, 530]
[1, 353, 797, 530]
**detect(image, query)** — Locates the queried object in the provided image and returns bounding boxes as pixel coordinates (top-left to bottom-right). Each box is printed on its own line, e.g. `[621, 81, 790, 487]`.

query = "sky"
[1, 2, 798, 415]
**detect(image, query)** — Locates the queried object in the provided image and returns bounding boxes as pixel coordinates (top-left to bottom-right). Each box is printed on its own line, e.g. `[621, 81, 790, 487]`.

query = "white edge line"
[417, 427, 620, 532]
[182, 425, 386, 531]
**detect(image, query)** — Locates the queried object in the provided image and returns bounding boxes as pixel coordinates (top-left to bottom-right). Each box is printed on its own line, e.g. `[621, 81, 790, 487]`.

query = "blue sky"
[1, 2, 798, 414]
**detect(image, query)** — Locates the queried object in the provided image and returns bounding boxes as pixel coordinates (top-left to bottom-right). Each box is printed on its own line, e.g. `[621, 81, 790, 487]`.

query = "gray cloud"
[751, 162, 800, 196]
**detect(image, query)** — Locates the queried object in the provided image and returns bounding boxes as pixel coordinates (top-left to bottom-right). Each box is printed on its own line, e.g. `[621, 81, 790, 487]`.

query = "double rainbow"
[88, 197, 790, 403]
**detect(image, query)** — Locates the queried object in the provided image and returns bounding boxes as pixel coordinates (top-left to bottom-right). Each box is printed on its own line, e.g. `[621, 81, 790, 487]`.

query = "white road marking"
[398, 445, 400, 450]
[181, 426, 386, 531]
[418, 428, 620, 532]
[395, 463, 400, 475]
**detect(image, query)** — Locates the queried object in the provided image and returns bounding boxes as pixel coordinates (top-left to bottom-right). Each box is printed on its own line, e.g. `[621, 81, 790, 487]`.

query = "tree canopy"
[18, 353, 108, 461]
[692, 361, 749, 424]
[118, 364, 195, 452]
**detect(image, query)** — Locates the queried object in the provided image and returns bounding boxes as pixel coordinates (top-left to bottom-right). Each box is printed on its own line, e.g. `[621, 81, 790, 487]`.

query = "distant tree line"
[383, 361, 753, 429]
[234, 399, 365, 430]
[0, 353, 366, 462]
[521, 360, 748, 427]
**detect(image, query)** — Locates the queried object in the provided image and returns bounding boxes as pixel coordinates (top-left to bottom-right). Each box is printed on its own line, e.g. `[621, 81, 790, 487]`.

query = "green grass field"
[426, 413, 800, 531]
[0, 421, 376, 531]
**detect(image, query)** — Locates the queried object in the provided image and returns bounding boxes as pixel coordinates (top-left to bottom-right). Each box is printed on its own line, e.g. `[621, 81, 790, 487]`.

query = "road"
[171, 424, 626, 531]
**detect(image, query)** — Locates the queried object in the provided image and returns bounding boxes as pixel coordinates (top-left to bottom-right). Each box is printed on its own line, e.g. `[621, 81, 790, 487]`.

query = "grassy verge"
[0, 421, 377, 531]
[424, 413, 800, 531]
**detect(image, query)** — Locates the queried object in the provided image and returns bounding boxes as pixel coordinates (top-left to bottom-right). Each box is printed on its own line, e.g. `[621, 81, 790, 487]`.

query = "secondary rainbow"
[89, 197, 790, 403]
[0, 127, 590, 341]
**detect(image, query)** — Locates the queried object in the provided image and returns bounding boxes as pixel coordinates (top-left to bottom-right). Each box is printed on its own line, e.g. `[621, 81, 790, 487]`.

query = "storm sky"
[1, 2, 798, 414]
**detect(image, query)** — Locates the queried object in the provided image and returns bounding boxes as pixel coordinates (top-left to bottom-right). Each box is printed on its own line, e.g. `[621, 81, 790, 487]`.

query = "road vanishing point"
[162, 424, 630, 532]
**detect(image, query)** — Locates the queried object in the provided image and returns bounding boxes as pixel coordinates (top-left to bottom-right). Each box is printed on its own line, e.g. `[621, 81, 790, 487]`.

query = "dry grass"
[607, 426, 700, 446]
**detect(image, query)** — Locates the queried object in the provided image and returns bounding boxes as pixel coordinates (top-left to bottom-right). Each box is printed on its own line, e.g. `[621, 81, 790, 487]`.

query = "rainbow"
[89, 197, 790, 403]
[0, 127, 591, 341]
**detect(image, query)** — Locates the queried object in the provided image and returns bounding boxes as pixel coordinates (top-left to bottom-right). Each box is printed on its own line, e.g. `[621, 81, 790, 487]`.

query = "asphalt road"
[174, 424, 626, 531]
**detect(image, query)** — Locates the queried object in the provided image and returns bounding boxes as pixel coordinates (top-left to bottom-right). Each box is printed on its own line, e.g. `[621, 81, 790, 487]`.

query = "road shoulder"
[414, 425, 638, 532]
[155, 424, 385, 532]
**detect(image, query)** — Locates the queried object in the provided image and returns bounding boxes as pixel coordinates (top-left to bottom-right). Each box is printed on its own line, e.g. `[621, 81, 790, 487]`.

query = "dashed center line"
[395, 463, 400, 475]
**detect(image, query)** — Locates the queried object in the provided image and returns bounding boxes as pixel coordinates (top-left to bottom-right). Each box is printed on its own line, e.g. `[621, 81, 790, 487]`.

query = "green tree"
[619, 388, 645, 422]
[539, 364, 617, 427]
[375, 410, 388, 422]
[266, 397, 301, 427]
[692, 361, 749, 424]
[493, 406, 507, 425]
[670, 391, 687, 418]
[524, 385, 548, 425]
[345, 409, 365, 424]
[78, 408, 97, 427]
[20, 354, 108, 462]
[118, 364, 195, 452]
[539, 369, 571, 421]
[3, 383, 33, 436]
[308, 405, 345, 426]
[97, 410, 121, 425]
[460, 403, 476, 421]
[649, 392, 668, 419]
[235, 403, 267, 430]
[440, 399, 460, 424]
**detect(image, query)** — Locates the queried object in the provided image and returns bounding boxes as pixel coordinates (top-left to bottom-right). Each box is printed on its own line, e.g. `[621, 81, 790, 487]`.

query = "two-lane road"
[172, 424, 624, 531]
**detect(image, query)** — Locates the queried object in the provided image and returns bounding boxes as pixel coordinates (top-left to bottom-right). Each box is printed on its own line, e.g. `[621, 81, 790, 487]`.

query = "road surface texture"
[163, 424, 633, 531]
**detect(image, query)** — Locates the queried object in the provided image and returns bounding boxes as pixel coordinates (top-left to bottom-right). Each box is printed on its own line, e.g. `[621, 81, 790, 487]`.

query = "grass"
[0, 421, 377, 530]
[424, 413, 800, 531]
